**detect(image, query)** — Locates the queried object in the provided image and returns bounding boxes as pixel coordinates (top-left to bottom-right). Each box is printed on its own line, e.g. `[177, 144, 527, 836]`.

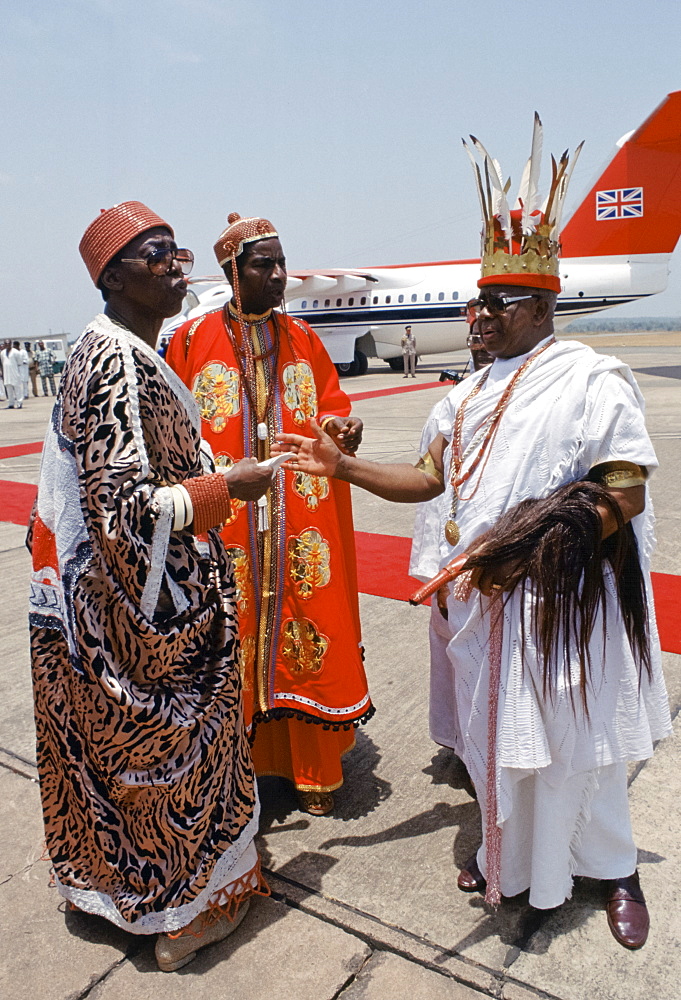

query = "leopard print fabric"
[29, 317, 259, 932]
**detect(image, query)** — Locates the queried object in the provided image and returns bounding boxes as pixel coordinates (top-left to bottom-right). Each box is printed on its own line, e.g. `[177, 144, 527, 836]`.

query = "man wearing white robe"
[1, 340, 24, 408]
[276, 284, 671, 950]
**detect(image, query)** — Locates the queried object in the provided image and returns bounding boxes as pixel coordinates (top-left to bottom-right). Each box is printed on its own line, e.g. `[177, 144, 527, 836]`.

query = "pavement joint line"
[0, 746, 38, 781]
[69, 953, 133, 1000]
[264, 870, 566, 1000]
[332, 949, 375, 999]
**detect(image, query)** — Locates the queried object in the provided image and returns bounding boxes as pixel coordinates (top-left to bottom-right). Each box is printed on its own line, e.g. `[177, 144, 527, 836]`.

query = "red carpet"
[2, 484, 677, 654]
[355, 530, 680, 655]
[1, 481, 37, 527]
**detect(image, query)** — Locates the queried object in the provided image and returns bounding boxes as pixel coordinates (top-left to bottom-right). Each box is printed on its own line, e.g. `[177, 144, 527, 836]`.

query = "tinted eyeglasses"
[471, 292, 538, 316]
[121, 248, 194, 276]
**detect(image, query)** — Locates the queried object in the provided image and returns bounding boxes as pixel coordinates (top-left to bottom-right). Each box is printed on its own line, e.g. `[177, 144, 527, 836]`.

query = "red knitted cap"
[79, 201, 174, 285]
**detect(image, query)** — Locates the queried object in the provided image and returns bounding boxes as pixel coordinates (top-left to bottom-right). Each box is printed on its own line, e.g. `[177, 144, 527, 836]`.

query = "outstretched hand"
[273, 419, 346, 479]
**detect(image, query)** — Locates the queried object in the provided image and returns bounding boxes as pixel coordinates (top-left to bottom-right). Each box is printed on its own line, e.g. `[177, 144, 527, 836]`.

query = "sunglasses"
[471, 292, 538, 316]
[121, 247, 194, 276]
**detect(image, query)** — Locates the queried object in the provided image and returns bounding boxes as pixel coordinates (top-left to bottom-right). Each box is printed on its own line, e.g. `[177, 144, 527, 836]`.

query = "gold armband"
[587, 461, 647, 489]
[414, 451, 444, 485]
[320, 415, 337, 433]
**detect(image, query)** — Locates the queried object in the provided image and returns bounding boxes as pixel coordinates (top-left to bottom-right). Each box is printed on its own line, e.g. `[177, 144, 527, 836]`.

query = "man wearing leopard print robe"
[28, 202, 272, 971]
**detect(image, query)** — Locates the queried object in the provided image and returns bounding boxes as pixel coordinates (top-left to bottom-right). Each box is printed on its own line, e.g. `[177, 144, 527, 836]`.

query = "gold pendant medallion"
[444, 520, 460, 546]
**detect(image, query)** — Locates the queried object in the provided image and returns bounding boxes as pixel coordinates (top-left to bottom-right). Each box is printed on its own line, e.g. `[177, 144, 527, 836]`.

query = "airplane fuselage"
[286, 252, 669, 367]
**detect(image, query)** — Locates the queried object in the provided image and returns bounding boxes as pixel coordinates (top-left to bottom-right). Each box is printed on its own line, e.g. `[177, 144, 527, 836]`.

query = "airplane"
[162, 90, 681, 376]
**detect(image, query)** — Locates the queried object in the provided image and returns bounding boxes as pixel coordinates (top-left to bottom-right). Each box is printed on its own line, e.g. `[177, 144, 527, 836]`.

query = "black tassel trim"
[247, 703, 375, 744]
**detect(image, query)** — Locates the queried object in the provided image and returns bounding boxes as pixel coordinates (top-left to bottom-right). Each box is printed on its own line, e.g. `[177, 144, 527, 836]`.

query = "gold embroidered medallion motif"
[223, 546, 253, 617]
[192, 362, 241, 433]
[282, 362, 318, 425]
[292, 471, 330, 510]
[281, 618, 329, 674]
[213, 454, 246, 524]
[287, 529, 331, 599]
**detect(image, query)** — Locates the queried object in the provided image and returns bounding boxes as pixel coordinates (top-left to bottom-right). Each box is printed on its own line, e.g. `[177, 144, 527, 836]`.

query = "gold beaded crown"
[463, 115, 583, 293]
[213, 213, 278, 267]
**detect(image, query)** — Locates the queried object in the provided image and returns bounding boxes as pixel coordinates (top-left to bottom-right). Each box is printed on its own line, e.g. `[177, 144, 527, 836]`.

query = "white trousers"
[5, 384, 24, 407]
[476, 761, 637, 909]
[428, 602, 464, 755]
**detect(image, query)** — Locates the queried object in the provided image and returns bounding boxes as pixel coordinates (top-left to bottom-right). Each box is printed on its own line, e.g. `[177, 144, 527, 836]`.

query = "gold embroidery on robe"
[238, 634, 255, 691]
[192, 363, 241, 433]
[214, 454, 245, 524]
[282, 363, 318, 425]
[292, 471, 330, 510]
[281, 618, 329, 673]
[287, 529, 331, 599]
[223, 546, 253, 617]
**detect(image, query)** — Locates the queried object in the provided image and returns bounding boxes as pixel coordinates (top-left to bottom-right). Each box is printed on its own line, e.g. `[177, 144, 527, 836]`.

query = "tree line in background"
[566, 317, 681, 332]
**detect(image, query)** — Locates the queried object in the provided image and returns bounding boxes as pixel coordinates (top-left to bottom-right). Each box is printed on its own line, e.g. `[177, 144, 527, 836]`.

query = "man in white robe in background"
[1, 340, 24, 408]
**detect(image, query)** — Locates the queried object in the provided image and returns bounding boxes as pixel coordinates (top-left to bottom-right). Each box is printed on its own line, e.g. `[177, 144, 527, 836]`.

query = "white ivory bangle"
[175, 483, 194, 528]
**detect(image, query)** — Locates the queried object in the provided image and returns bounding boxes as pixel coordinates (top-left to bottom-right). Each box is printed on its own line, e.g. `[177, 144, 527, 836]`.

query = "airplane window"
[337, 298, 342, 307]
[425, 293, 431, 302]
[386, 295, 391, 304]
[360, 296, 366, 305]
[373, 296, 378, 304]
[301, 300, 307, 308]
[452, 292, 458, 300]
[438, 292, 444, 301]
[324, 299, 330, 307]
[349, 297, 354, 306]
[398, 294, 404, 303]
[411, 294, 417, 302]
[313, 300, 319, 308]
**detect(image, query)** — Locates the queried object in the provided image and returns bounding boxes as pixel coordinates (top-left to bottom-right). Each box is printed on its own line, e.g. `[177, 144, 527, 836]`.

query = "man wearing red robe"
[167, 213, 373, 815]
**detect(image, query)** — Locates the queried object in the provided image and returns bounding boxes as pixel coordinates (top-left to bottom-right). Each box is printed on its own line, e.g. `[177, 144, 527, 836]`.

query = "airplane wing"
[187, 266, 417, 301]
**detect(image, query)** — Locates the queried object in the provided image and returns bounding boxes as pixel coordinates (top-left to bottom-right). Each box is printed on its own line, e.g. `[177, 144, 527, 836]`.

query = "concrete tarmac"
[1, 334, 679, 1000]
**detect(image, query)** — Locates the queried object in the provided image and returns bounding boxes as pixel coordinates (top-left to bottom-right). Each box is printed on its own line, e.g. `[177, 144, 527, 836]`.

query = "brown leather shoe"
[605, 870, 649, 949]
[457, 853, 487, 893]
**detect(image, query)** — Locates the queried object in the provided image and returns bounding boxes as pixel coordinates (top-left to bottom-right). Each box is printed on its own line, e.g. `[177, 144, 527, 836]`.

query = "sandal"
[155, 899, 250, 972]
[297, 790, 334, 816]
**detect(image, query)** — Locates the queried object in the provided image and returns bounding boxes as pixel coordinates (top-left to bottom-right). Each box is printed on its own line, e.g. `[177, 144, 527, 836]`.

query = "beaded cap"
[79, 201, 173, 285]
[463, 115, 583, 293]
[213, 213, 278, 267]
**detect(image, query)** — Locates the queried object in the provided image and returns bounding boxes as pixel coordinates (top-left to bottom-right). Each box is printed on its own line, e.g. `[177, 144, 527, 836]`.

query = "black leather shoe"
[605, 870, 649, 949]
[457, 853, 487, 893]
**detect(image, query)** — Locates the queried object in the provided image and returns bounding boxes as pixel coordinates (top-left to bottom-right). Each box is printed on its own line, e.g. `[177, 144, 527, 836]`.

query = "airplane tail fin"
[560, 91, 681, 258]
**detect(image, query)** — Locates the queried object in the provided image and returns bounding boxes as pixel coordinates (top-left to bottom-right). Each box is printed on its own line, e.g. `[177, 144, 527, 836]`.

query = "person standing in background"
[16, 341, 30, 402]
[1, 340, 25, 408]
[401, 325, 417, 378]
[26, 342, 39, 397]
[35, 341, 57, 396]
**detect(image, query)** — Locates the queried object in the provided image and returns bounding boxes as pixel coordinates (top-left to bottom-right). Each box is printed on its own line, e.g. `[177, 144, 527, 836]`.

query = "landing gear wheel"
[335, 349, 368, 377]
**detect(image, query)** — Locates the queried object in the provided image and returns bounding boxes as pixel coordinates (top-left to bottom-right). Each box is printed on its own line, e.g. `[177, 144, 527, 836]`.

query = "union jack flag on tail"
[596, 188, 644, 220]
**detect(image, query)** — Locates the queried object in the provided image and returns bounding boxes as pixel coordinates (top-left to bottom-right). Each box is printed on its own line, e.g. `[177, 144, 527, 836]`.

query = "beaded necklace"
[444, 337, 555, 546]
[223, 305, 281, 429]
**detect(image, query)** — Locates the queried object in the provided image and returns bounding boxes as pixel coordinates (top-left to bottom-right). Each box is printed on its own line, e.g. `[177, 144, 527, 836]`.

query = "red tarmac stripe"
[347, 380, 454, 402]
[2, 485, 677, 654]
[0, 441, 44, 460]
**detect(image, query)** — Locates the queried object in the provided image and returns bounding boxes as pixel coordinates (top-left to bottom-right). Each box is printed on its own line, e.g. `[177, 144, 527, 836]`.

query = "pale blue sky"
[3, 0, 681, 339]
